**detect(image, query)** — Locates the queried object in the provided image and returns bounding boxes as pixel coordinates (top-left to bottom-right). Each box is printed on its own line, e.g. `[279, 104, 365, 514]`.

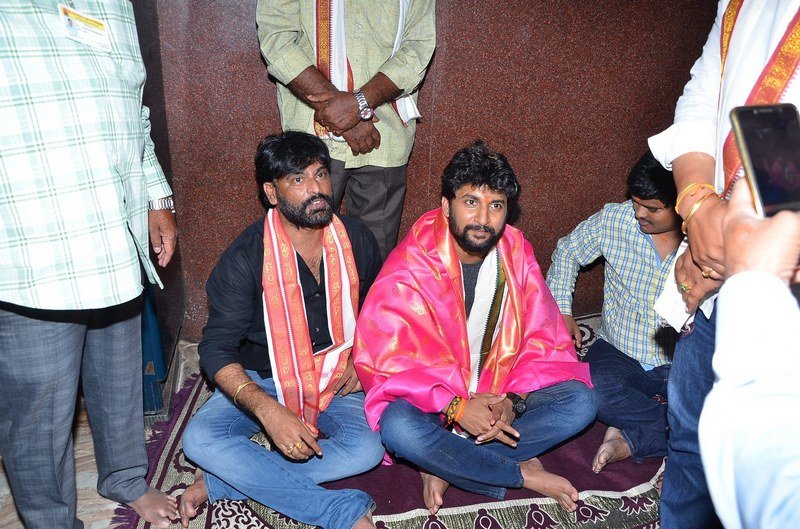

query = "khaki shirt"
[256, 0, 436, 168]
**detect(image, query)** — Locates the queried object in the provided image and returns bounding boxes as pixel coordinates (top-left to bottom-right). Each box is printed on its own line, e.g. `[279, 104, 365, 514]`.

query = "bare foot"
[353, 511, 377, 529]
[420, 470, 450, 515]
[179, 471, 209, 528]
[520, 458, 579, 512]
[592, 427, 632, 474]
[129, 487, 178, 529]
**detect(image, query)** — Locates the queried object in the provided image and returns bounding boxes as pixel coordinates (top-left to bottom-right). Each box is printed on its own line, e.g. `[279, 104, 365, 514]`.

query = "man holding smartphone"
[648, 1, 800, 527]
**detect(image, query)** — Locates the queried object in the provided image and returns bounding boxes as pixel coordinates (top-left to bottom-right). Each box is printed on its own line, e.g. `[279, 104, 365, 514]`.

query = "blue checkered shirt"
[546, 201, 677, 369]
[0, 1, 171, 310]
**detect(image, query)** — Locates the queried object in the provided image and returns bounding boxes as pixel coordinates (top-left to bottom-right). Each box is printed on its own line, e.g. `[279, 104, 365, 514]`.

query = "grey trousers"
[0, 298, 148, 529]
[329, 160, 408, 261]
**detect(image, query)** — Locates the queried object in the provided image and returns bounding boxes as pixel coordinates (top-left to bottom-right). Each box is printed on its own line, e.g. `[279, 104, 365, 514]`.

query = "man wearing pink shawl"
[353, 141, 596, 515]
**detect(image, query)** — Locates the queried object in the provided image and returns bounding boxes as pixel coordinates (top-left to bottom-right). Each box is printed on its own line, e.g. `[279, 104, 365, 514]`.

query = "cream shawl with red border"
[261, 209, 360, 427]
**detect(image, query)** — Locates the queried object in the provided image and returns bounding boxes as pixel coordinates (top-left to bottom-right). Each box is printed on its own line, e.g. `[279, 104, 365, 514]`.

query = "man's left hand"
[476, 397, 516, 445]
[674, 249, 721, 312]
[308, 90, 361, 135]
[332, 356, 362, 396]
[148, 209, 177, 267]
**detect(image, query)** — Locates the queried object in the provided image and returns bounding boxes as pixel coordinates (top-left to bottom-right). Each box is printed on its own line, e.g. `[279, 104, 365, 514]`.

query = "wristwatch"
[506, 392, 527, 418]
[148, 196, 176, 214]
[354, 89, 374, 121]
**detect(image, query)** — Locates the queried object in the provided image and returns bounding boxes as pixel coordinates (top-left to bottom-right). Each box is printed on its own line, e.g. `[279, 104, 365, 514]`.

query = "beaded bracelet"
[445, 396, 464, 426]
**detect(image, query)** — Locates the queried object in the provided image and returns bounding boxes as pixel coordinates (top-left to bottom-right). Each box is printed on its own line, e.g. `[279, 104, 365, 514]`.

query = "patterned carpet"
[115, 315, 664, 529]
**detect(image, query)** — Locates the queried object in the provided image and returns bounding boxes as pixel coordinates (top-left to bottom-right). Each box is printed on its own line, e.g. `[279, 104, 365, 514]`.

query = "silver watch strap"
[148, 196, 175, 213]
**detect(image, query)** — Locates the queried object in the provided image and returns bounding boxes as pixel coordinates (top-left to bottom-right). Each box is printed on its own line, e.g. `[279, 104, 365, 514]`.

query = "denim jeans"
[584, 338, 669, 461]
[0, 299, 147, 529]
[182, 374, 385, 529]
[659, 308, 723, 529]
[379, 380, 596, 499]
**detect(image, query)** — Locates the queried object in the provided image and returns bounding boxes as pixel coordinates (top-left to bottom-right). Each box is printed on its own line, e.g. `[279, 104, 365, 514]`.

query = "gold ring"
[701, 268, 712, 279]
[294, 441, 304, 450]
[680, 282, 692, 293]
[286, 444, 295, 454]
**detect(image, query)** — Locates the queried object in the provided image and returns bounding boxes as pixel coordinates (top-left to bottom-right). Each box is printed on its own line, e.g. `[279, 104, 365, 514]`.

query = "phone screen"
[732, 104, 800, 216]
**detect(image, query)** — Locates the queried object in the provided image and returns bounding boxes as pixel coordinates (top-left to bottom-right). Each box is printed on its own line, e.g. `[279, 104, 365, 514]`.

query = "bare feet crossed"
[592, 426, 632, 474]
[420, 470, 450, 515]
[179, 470, 209, 528]
[129, 486, 178, 529]
[520, 457, 579, 512]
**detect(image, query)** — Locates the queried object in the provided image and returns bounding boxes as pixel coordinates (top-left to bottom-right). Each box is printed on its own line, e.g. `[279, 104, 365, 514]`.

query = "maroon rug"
[115, 316, 664, 528]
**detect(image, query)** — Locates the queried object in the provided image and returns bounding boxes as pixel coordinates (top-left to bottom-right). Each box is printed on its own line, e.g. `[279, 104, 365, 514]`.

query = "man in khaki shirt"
[257, 0, 436, 259]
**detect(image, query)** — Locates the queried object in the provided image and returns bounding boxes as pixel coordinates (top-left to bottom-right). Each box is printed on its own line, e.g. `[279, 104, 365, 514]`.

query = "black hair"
[254, 131, 331, 209]
[441, 140, 521, 205]
[626, 150, 677, 207]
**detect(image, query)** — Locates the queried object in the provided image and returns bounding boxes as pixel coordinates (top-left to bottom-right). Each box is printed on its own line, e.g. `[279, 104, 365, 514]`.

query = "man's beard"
[448, 216, 503, 257]
[275, 192, 335, 229]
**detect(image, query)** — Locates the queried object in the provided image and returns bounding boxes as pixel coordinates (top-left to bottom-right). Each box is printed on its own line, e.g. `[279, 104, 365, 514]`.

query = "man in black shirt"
[179, 131, 383, 529]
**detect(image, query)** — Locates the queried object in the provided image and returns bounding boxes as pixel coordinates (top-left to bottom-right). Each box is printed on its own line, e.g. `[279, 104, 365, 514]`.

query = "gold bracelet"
[675, 183, 716, 215]
[681, 192, 717, 235]
[233, 381, 257, 406]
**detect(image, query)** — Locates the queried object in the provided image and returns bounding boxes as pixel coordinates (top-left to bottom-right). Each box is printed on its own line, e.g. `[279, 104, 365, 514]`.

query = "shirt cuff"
[267, 47, 315, 86]
[648, 120, 717, 170]
[378, 60, 423, 97]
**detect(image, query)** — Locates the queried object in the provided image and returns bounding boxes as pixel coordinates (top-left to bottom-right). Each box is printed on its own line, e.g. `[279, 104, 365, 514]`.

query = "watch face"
[360, 107, 374, 121]
[514, 400, 527, 415]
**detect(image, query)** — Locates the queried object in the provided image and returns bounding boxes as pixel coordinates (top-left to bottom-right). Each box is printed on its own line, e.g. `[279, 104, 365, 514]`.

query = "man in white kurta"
[648, 2, 800, 527]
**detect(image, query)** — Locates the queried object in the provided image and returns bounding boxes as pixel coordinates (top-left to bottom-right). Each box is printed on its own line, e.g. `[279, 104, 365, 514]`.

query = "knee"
[378, 399, 429, 457]
[562, 381, 598, 428]
[182, 414, 215, 464]
[352, 429, 386, 472]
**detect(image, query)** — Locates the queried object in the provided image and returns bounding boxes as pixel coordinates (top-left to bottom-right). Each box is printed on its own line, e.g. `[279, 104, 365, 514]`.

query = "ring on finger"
[294, 441, 304, 451]
[680, 281, 692, 293]
[701, 268, 712, 279]
[286, 444, 295, 454]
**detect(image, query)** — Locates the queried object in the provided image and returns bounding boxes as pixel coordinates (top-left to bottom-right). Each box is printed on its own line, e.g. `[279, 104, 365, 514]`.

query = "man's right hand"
[256, 400, 322, 461]
[561, 315, 582, 348]
[342, 120, 381, 156]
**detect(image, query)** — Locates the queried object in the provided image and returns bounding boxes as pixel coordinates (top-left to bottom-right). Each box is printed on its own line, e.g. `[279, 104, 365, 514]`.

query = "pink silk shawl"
[353, 209, 592, 431]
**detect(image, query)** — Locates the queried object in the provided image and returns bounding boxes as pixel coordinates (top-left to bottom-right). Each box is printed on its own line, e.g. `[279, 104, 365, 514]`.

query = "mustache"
[301, 193, 334, 210]
[464, 224, 497, 236]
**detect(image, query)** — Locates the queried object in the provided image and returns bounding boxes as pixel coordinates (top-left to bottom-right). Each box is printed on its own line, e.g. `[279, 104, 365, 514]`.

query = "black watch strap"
[507, 392, 527, 418]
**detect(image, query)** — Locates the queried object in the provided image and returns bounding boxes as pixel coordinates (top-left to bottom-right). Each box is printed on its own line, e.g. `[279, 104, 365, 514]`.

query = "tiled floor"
[0, 343, 198, 529]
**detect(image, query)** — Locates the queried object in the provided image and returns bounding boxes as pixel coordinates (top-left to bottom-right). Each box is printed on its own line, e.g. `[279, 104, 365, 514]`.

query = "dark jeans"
[379, 380, 596, 499]
[659, 308, 723, 529]
[584, 338, 669, 461]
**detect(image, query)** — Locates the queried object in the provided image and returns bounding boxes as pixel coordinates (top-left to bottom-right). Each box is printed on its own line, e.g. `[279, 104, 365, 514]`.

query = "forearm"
[359, 72, 402, 109]
[672, 152, 717, 218]
[286, 65, 338, 110]
[214, 363, 279, 421]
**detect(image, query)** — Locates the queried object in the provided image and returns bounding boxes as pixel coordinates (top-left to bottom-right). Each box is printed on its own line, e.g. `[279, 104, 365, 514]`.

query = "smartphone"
[730, 103, 800, 216]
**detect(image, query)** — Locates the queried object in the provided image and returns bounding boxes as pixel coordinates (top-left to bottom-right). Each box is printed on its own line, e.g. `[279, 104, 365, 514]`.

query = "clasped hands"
[307, 90, 381, 156]
[457, 392, 520, 447]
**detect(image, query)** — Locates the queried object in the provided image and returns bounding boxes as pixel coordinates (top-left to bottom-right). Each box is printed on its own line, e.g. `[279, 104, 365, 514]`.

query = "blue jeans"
[584, 338, 669, 461]
[182, 374, 385, 529]
[659, 308, 722, 529]
[0, 299, 148, 529]
[379, 380, 596, 499]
